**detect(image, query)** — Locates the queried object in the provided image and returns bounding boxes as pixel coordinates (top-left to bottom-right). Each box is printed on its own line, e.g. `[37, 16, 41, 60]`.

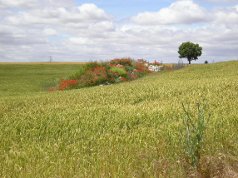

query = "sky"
[0, 0, 238, 63]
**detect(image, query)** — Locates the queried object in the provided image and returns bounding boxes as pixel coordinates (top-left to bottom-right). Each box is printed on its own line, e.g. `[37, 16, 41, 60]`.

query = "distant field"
[0, 61, 237, 177]
[0, 62, 86, 64]
[0, 63, 83, 96]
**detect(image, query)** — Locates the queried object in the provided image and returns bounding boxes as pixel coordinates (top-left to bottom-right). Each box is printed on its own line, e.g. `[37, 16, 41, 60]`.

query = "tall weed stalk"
[181, 102, 210, 168]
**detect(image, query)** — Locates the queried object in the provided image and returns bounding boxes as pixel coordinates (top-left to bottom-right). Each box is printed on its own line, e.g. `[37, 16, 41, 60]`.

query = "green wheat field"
[0, 61, 237, 177]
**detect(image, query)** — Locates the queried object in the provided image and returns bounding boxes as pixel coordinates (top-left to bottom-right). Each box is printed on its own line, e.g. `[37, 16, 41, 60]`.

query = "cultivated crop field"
[0, 63, 83, 96]
[0, 61, 237, 177]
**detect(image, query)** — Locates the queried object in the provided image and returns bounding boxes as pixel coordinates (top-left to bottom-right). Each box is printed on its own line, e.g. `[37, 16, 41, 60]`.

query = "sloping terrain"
[0, 61, 237, 177]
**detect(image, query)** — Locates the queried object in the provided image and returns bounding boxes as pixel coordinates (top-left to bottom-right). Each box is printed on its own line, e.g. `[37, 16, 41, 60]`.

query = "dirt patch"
[186, 154, 238, 178]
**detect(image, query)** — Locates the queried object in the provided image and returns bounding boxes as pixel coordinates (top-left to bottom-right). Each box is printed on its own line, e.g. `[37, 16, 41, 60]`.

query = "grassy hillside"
[0, 63, 83, 96]
[0, 61, 237, 177]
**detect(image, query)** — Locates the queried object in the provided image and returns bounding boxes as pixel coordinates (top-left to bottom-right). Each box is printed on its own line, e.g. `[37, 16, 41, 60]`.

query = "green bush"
[69, 65, 87, 79]
[110, 67, 127, 77]
[85, 62, 100, 69]
[124, 65, 135, 72]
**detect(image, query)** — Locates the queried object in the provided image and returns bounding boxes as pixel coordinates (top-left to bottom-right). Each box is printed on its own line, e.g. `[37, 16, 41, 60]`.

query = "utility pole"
[49, 56, 53, 63]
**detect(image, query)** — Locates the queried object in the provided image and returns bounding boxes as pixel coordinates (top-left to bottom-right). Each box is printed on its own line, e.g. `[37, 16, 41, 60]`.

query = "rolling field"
[0, 61, 238, 177]
[0, 63, 83, 96]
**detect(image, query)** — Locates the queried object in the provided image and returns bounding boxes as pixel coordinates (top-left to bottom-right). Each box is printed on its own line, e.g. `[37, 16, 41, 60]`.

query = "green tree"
[178, 42, 202, 64]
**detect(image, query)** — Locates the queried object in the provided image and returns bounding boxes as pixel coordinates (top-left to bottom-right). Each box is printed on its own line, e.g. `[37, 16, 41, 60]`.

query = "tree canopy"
[178, 42, 202, 64]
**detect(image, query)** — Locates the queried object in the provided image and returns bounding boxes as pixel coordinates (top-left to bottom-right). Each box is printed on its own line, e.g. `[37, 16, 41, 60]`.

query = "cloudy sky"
[0, 0, 237, 63]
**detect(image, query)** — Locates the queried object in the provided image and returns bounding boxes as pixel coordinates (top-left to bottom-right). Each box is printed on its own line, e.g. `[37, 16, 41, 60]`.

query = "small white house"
[148, 65, 160, 72]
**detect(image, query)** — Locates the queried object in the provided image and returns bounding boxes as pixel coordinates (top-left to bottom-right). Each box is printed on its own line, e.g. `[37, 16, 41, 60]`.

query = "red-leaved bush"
[135, 61, 150, 75]
[52, 58, 156, 91]
[78, 66, 108, 87]
[110, 58, 133, 66]
[59, 79, 78, 90]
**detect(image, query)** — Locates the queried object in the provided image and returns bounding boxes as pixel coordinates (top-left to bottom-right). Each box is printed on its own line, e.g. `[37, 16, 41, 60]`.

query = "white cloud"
[0, 1, 237, 62]
[43, 28, 57, 36]
[132, 0, 209, 25]
[202, 0, 237, 3]
[0, 0, 74, 9]
[0, 0, 37, 8]
[5, 4, 110, 26]
[214, 6, 238, 25]
[77, 3, 109, 21]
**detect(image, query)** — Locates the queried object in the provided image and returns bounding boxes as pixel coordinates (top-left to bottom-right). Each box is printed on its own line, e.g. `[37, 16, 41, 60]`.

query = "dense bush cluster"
[55, 58, 150, 91]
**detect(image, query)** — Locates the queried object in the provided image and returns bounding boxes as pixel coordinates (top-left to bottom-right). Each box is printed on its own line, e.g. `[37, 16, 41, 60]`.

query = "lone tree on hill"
[178, 42, 202, 64]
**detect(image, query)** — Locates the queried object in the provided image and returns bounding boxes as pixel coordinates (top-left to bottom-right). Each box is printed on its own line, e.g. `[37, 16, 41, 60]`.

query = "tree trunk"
[189, 60, 191, 64]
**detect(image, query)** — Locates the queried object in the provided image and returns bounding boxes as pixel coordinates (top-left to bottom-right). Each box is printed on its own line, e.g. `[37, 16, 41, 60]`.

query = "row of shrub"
[51, 58, 151, 91]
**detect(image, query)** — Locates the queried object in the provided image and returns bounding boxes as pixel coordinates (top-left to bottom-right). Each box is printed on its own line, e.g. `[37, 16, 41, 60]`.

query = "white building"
[148, 65, 161, 72]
